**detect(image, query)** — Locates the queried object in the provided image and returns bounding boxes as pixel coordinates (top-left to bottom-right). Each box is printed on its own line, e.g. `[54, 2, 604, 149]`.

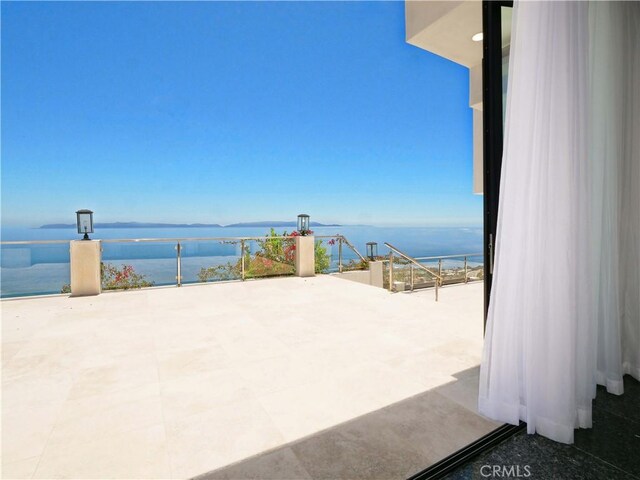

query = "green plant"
[314, 239, 331, 273]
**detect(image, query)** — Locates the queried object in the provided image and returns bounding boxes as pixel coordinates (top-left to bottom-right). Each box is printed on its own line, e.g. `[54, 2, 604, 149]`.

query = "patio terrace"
[2, 275, 497, 479]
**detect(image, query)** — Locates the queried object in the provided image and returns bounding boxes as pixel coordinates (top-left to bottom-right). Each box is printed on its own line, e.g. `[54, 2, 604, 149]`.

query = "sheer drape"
[479, 0, 640, 444]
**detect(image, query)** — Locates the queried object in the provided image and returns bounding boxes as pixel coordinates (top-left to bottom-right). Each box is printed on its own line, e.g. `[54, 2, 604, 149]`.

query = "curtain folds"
[479, 0, 640, 444]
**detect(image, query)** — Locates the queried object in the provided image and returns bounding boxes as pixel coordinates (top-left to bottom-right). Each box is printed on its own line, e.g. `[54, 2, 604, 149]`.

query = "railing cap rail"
[414, 253, 483, 261]
[0, 236, 299, 245]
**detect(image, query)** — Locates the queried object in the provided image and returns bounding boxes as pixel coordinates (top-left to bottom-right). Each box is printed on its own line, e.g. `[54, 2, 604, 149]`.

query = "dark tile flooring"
[193, 375, 639, 480]
[445, 375, 640, 480]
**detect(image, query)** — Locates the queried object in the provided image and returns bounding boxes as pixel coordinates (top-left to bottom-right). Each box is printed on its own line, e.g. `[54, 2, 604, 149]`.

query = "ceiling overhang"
[405, 0, 483, 68]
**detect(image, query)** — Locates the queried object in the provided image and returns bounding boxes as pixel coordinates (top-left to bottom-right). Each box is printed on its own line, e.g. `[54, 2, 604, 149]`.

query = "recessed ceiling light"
[472, 32, 483, 42]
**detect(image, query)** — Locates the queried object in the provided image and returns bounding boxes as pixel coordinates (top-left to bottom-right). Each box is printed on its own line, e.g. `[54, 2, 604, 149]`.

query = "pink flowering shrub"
[61, 262, 154, 293]
[101, 263, 154, 290]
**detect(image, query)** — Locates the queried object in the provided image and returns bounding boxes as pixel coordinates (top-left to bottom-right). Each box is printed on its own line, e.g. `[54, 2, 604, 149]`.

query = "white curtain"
[479, 0, 640, 444]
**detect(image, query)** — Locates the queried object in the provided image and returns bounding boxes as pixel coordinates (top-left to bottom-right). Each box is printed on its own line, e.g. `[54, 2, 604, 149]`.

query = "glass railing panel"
[396, 261, 412, 291]
[466, 254, 485, 282]
[411, 259, 439, 288]
[314, 237, 337, 274]
[0, 242, 70, 298]
[384, 258, 437, 292]
[100, 241, 175, 290]
[181, 239, 242, 284]
[243, 237, 295, 279]
[316, 236, 368, 273]
[438, 258, 467, 285]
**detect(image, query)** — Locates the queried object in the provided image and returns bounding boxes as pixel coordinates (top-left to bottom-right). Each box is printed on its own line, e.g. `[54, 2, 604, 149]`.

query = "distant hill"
[224, 221, 340, 228]
[39, 222, 223, 229]
[39, 221, 340, 229]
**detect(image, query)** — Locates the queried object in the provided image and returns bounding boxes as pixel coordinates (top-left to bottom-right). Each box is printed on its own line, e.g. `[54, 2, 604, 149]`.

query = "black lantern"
[366, 242, 378, 260]
[297, 214, 310, 235]
[76, 209, 94, 240]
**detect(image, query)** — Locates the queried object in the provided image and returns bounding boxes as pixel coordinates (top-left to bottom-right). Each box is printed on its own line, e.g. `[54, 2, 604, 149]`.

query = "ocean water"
[0, 225, 483, 298]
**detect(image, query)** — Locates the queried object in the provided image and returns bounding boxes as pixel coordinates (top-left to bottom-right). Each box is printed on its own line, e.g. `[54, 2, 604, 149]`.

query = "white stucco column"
[70, 240, 102, 296]
[294, 235, 315, 277]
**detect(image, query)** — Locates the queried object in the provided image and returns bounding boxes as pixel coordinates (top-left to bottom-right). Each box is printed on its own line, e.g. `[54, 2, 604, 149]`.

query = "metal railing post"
[436, 258, 443, 301]
[240, 240, 246, 281]
[338, 237, 343, 273]
[176, 241, 182, 287]
[410, 264, 414, 291]
[464, 256, 468, 284]
[388, 252, 394, 291]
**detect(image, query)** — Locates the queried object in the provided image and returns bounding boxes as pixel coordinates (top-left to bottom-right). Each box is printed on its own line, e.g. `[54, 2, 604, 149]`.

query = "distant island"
[39, 221, 341, 229]
[225, 221, 340, 228]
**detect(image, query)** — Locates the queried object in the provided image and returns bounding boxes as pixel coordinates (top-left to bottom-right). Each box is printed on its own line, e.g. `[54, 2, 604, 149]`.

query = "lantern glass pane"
[77, 212, 93, 234]
[297, 214, 309, 232]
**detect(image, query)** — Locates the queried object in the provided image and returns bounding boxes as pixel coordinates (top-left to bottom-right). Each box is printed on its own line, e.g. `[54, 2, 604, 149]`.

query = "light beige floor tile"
[2, 353, 70, 383]
[1, 341, 26, 363]
[165, 399, 285, 479]
[157, 346, 231, 383]
[1, 455, 41, 479]
[234, 354, 317, 396]
[66, 361, 159, 400]
[47, 386, 164, 447]
[33, 424, 171, 479]
[2, 404, 62, 464]
[2, 373, 72, 410]
[381, 348, 480, 390]
[160, 368, 254, 421]
[432, 372, 500, 427]
[1, 309, 51, 343]
[219, 336, 293, 365]
[153, 324, 220, 354]
[256, 380, 373, 443]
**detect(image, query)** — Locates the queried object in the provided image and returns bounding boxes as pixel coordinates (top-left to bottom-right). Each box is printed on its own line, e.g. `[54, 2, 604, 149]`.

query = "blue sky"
[1, 1, 480, 227]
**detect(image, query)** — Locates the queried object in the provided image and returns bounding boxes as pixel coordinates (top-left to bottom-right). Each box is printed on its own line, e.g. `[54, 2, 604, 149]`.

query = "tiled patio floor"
[2, 276, 496, 479]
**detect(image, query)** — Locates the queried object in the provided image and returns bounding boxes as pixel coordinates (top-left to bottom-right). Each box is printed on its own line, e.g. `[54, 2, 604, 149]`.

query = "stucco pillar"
[294, 235, 315, 277]
[70, 240, 102, 296]
[369, 261, 384, 288]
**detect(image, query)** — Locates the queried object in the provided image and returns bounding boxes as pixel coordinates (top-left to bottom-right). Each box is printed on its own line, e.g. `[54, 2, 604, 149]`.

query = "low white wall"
[331, 261, 385, 289]
[332, 270, 371, 285]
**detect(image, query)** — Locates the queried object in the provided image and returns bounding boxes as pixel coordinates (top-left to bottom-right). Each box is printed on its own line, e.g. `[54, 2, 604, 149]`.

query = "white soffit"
[406, 0, 483, 68]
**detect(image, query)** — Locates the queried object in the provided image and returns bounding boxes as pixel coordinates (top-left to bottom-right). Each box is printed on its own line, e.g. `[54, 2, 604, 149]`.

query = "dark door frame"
[483, 0, 512, 325]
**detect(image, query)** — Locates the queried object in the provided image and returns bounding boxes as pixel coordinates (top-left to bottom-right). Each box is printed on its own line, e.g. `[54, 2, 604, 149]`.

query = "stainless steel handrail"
[0, 240, 71, 245]
[414, 252, 483, 261]
[338, 235, 367, 263]
[0, 236, 297, 245]
[100, 236, 297, 243]
[385, 242, 442, 301]
[385, 243, 442, 280]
